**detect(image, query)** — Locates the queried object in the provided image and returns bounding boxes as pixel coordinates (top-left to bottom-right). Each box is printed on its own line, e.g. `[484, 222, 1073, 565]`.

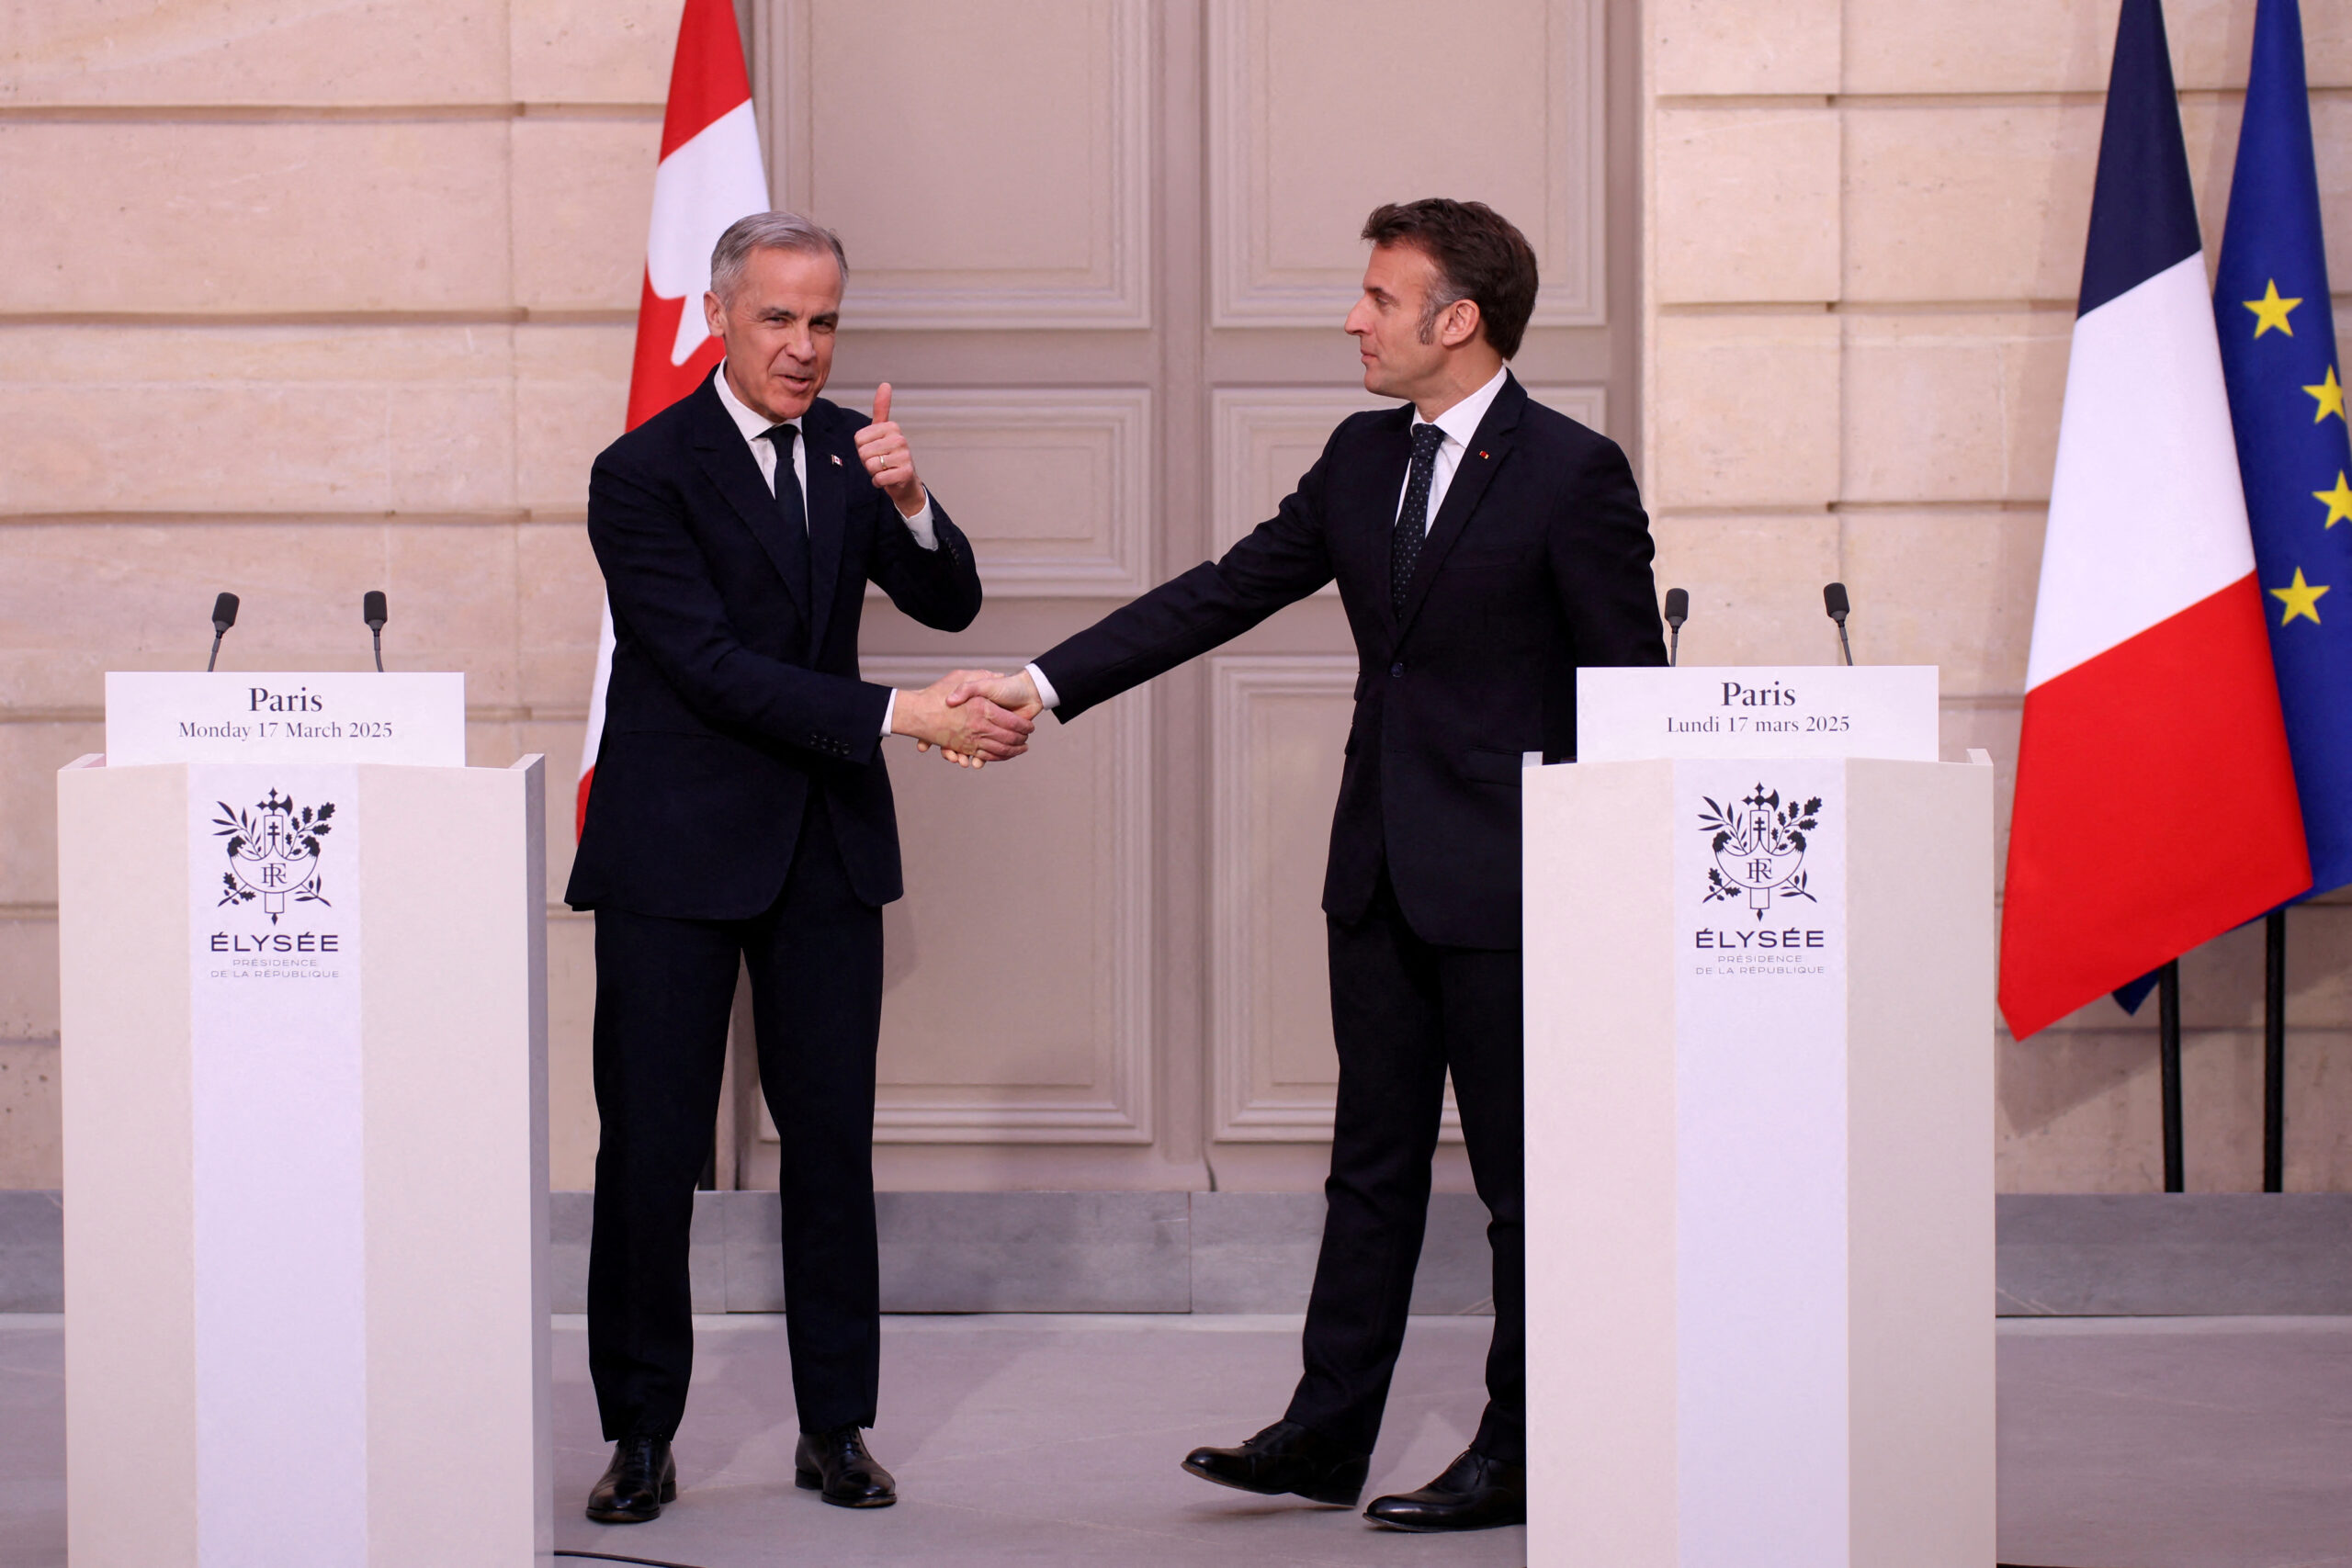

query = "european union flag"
[2215, 0, 2352, 894]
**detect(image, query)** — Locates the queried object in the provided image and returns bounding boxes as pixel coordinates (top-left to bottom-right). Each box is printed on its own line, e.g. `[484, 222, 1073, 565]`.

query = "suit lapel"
[1393, 374, 1527, 641]
[804, 400, 848, 659]
[690, 382, 812, 626]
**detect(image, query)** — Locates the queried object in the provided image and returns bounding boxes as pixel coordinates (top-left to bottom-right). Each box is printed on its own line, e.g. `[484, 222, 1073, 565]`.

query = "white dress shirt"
[712, 365, 936, 738]
[1025, 365, 1512, 712]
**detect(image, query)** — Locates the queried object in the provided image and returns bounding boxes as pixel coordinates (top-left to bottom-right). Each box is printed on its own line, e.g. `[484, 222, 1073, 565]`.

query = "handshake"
[888, 668, 1045, 768]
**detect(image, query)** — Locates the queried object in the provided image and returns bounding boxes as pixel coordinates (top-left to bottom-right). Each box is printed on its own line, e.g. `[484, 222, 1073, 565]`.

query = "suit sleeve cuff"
[898, 491, 939, 550]
[1024, 661, 1061, 711]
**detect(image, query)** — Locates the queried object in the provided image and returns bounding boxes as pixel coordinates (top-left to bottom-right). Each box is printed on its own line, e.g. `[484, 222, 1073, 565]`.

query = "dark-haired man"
[948, 199, 1664, 1531]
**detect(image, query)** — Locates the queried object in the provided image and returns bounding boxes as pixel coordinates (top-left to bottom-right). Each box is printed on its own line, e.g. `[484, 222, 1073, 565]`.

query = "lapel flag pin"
[829, 453, 842, 466]
[1478, 450, 1489, 459]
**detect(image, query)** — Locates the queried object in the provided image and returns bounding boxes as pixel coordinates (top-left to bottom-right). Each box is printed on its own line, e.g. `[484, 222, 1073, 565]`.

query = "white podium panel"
[1523, 756, 1994, 1568]
[57, 754, 550, 1568]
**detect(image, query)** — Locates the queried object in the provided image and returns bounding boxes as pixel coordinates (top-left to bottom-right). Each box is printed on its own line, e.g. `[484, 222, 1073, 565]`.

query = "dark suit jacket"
[566, 377, 984, 919]
[1036, 374, 1663, 949]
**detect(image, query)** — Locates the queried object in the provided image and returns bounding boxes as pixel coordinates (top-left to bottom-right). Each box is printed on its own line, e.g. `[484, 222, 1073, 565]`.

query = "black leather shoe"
[795, 1424, 898, 1507]
[1363, 1448, 1526, 1531]
[585, 1433, 676, 1524]
[1181, 1420, 1371, 1506]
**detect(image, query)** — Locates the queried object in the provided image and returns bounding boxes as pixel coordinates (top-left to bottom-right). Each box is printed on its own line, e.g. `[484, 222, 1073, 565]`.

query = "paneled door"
[729, 0, 1638, 1193]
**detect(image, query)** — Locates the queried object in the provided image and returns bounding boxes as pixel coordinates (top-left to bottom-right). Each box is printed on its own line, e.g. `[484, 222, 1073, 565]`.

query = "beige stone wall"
[12, 0, 2352, 1200]
[1643, 0, 2352, 1190]
[0, 0, 676, 1187]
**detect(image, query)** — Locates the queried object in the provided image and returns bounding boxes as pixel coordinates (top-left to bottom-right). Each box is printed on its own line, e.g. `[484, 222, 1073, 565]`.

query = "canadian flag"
[576, 0, 771, 837]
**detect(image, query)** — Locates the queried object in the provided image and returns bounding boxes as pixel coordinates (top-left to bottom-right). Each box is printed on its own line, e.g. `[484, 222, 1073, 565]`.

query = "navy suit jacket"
[1035, 374, 1664, 949]
[566, 377, 983, 919]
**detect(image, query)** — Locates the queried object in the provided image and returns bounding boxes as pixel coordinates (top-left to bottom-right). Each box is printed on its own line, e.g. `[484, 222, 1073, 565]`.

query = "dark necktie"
[759, 423, 813, 617]
[1392, 422, 1447, 613]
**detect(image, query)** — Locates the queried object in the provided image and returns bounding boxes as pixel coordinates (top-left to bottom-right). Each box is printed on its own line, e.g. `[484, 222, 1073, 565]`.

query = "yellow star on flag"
[2307, 365, 2346, 423]
[2245, 279, 2302, 337]
[2317, 472, 2352, 529]
[2272, 568, 2331, 625]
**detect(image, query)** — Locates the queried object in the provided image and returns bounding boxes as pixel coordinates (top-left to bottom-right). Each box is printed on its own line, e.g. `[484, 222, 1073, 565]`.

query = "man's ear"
[702, 290, 727, 340]
[1439, 298, 1484, 350]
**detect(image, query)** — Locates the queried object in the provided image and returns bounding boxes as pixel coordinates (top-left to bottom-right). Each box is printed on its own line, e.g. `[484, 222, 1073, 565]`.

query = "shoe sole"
[1180, 1456, 1363, 1508]
[1363, 1511, 1524, 1533]
[584, 1479, 676, 1525]
[796, 1470, 898, 1507]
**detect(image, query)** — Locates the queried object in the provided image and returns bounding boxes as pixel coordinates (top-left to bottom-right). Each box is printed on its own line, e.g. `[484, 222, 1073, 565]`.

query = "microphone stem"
[371, 629, 384, 673]
[1668, 626, 1679, 668]
[207, 631, 224, 673]
[1836, 622, 1854, 667]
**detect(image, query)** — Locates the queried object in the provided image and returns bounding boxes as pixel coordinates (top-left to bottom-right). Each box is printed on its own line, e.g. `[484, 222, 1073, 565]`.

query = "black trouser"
[1283, 868, 1526, 1464]
[586, 797, 884, 1441]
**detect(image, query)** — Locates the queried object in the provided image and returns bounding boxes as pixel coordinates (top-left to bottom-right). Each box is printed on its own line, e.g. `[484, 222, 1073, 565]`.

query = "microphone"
[362, 590, 388, 672]
[206, 592, 240, 673]
[1823, 581, 1854, 667]
[1662, 587, 1689, 668]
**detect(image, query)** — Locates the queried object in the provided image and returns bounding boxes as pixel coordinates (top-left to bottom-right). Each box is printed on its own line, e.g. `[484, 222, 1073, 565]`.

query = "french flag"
[575, 0, 770, 837]
[1998, 0, 2310, 1041]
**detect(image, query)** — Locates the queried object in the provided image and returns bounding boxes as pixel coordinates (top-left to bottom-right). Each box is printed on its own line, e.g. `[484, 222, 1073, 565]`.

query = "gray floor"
[3, 1314, 2349, 1567]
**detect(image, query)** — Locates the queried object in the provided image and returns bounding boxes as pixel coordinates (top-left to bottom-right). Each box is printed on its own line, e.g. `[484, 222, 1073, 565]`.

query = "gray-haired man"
[566, 211, 1032, 1525]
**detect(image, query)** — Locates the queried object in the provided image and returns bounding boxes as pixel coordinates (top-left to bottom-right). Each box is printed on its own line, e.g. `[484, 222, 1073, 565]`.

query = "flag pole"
[2264, 910, 2287, 1190]
[2159, 960, 2184, 1191]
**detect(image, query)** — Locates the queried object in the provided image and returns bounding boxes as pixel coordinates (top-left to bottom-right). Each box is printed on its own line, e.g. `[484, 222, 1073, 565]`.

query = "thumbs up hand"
[853, 382, 927, 517]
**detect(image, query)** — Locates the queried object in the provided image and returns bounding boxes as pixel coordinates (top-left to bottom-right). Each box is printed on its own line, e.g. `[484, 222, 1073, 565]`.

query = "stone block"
[0, 919, 59, 1046]
[511, 0, 684, 105]
[0, 1190, 62, 1311]
[2277, 906, 2352, 1033]
[512, 116, 662, 312]
[548, 1188, 591, 1314]
[1187, 1191, 1319, 1312]
[383, 523, 523, 705]
[0, 122, 513, 313]
[1649, 0, 1838, 96]
[1996, 1194, 2352, 1314]
[516, 523, 603, 709]
[1649, 311, 1839, 509]
[1843, 104, 2099, 304]
[515, 323, 632, 515]
[1842, 0, 2352, 95]
[544, 913, 598, 1193]
[0, 1043, 60, 1190]
[0, 519, 525, 713]
[1841, 311, 2070, 503]
[1647, 513, 1843, 667]
[874, 1190, 1189, 1313]
[0, 0, 512, 107]
[1992, 1023, 2340, 1194]
[689, 1190, 726, 1313]
[1839, 510, 2043, 698]
[0, 326, 517, 517]
[1654, 107, 1839, 305]
[0, 723, 100, 907]
[1940, 699, 2018, 882]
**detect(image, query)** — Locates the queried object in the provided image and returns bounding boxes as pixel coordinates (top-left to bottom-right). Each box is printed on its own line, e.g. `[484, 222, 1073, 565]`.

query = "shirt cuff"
[880, 688, 899, 739]
[1024, 662, 1061, 711]
[898, 491, 939, 550]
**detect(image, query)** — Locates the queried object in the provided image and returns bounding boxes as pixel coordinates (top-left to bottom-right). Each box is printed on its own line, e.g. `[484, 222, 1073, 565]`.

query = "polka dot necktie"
[1392, 422, 1447, 614]
[758, 423, 813, 619]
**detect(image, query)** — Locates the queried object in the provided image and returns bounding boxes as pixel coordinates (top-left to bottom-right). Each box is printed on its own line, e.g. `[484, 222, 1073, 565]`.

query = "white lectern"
[1526, 667, 1994, 1567]
[58, 673, 551, 1567]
